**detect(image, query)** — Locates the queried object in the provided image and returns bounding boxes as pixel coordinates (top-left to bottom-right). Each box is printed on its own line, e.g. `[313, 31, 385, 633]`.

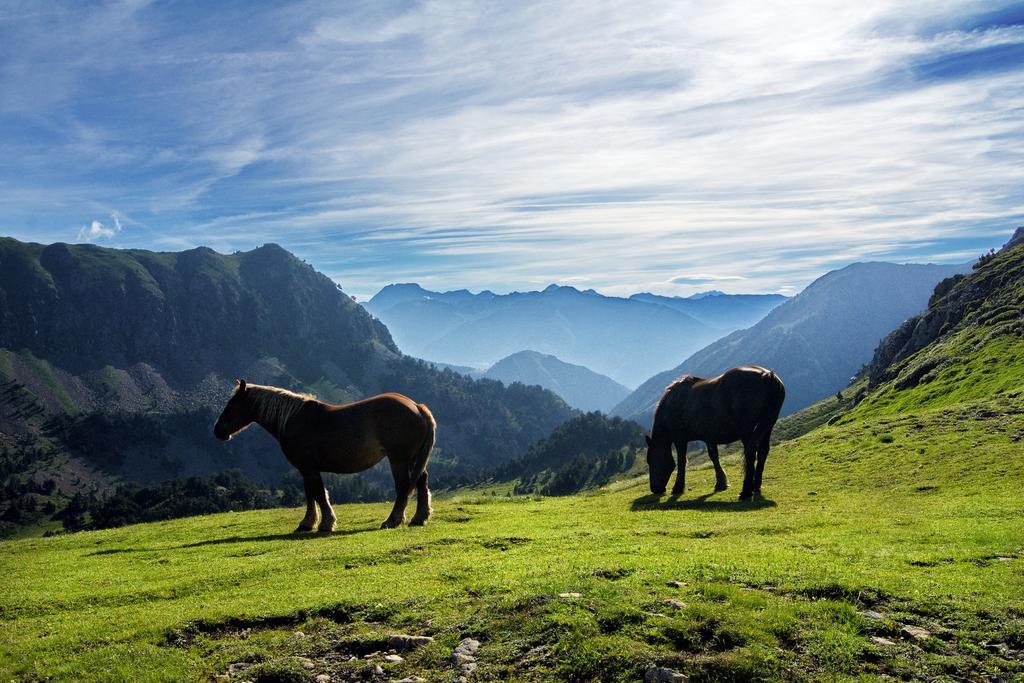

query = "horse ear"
[236, 379, 246, 393]
[645, 435, 653, 448]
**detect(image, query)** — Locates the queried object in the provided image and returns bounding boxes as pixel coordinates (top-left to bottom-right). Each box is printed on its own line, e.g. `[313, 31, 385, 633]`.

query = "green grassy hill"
[2, 234, 1021, 681]
[2, 386, 1022, 681]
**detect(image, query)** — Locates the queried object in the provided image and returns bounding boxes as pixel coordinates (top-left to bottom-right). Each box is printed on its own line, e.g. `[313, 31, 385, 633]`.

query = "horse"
[214, 380, 436, 532]
[645, 366, 785, 500]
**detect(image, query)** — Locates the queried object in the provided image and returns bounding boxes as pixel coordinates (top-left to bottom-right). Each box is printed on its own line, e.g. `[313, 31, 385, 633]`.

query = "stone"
[452, 637, 481, 678]
[454, 638, 481, 656]
[900, 625, 932, 641]
[297, 657, 316, 670]
[315, 675, 331, 683]
[870, 636, 896, 647]
[293, 631, 306, 639]
[663, 599, 687, 610]
[452, 652, 474, 666]
[984, 642, 1009, 655]
[388, 634, 435, 651]
[666, 580, 686, 588]
[859, 610, 885, 620]
[645, 665, 689, 682]
[558, 592, 582, 598]
[360, 663, 384, 677]
[384, 654, 404, 663]
[395, 678, 427, 683]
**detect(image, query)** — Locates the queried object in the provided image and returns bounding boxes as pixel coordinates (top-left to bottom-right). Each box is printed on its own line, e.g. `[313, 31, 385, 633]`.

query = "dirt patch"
[481, 536, 531, 551]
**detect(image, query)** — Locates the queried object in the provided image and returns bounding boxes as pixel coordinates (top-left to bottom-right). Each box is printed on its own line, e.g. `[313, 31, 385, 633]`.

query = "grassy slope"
[1, 390, 1022, 681]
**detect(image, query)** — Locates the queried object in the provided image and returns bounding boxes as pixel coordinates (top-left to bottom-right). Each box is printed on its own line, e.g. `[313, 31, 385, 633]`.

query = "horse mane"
[242, 383, 317, 434]
[653, 375, 701, 425]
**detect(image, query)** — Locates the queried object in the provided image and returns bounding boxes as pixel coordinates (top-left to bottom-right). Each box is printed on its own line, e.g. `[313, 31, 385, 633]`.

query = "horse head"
[645, 433, 675, 495]
[213, 379, 253, 440]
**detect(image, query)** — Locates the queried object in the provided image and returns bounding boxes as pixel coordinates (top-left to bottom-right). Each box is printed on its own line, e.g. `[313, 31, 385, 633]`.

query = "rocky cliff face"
[868, 228, 1024, 386]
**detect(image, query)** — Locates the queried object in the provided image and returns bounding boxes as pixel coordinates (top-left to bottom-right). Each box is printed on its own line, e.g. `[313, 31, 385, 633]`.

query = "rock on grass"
[646, 665, 689, 682]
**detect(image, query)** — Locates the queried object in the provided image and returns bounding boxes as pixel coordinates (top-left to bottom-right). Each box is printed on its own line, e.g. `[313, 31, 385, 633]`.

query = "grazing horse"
[214, 380, 436, 532]
[646, 366, 785, 500]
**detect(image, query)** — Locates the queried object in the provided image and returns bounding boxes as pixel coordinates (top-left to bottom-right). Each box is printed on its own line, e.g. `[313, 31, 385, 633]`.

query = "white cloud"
[670, 274, 747, 285]
[76, 214, 122, 242]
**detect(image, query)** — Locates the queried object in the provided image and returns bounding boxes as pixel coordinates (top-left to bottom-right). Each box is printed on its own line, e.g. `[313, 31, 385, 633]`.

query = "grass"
[2, 390, 1022, 682]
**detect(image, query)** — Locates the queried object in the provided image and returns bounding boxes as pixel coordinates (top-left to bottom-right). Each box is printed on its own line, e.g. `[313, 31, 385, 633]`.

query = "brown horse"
[214, 380, 435, 532]
[646, 366, 785, 500]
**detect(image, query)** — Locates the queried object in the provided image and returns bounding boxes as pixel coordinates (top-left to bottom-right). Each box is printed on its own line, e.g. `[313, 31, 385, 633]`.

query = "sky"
[1, 1, 1022, 300]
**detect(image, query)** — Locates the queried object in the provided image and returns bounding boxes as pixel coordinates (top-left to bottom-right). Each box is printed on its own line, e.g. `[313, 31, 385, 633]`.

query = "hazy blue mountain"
[364, 284, 786, 387]
[613, 261, 971, 422]
[0, 238, 574, 497]
[628, 291, 787, 330]
[483, 350, 630, 412]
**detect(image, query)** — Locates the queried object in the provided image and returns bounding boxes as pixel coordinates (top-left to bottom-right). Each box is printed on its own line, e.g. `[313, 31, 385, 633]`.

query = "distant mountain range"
[0, 238, 574, 497]
[482, 350, 629, 412]
[363, 284, 787, 387]
[613, 261, 971, 422]
[628, 291, 787, 330]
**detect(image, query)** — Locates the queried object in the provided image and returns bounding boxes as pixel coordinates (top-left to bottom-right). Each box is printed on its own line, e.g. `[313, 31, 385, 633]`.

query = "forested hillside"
[0, 239, 574, 534]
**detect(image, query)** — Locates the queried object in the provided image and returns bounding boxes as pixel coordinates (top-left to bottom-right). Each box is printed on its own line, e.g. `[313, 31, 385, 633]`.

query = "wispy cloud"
[1, 1, 1022, 298]
[76, 214, 122, 242]
[670, 274, 747, 286]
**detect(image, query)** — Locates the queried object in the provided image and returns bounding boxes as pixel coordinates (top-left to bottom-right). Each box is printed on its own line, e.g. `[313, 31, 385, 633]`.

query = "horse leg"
[671, 439, 687, 495]
[753, 434, 771, 496]
[295, 471, 321, 532]
[409, 470, 432, 526]
[311, 472, 336, 532]
[381, 458, 410, 529]
[739, 440, 756, 501]
[707, 443, 729, 492]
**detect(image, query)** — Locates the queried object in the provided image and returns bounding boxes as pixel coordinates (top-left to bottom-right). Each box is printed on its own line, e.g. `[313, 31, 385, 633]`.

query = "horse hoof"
[714, 484, 729, 492]
[294, 525, 314, 533]
[317, 523, 335, 533]
[380, 519, 401, 529]
[738, 492, 753, 501]
[409, 517, 428, 527]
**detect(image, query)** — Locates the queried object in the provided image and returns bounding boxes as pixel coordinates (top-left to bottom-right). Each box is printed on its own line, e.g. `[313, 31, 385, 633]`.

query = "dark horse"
[214, 380, 435, 532]
[646, 366, 785, 500]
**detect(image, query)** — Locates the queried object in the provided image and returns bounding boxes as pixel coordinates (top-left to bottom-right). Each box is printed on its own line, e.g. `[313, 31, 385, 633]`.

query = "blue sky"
[1, 1, 1022, 299]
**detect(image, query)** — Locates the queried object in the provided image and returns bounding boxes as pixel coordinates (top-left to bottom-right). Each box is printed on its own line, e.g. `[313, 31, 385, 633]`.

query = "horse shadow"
[176, 524, 380, 549]
[83, 524, 380, 556]
[630, 491, 777, 512]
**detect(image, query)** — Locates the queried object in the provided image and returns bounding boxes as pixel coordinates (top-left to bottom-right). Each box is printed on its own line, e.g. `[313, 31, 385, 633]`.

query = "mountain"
[363, 284, 784, 388]
[863, 228, 1023, 409]
[0, 238, 574, 506]
[482, 350, 630, 412]
[628, 291, 787, 330]
[613, 260, 971, 422]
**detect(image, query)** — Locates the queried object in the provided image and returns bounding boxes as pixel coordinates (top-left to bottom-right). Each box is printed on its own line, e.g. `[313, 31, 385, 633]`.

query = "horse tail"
[768, 369, 786, 415]
[753, 370, 786, 445]
[408, 403, 436, 495]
